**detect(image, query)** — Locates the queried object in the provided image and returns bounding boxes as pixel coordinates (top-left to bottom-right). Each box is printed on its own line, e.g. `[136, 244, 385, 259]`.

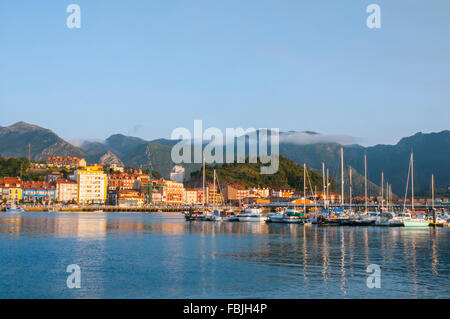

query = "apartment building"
[55, 178, 78, 202]
[74, 165, 107, 204]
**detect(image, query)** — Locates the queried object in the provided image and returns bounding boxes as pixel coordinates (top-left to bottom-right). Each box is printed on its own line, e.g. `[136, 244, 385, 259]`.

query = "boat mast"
[326, 168, 329, 211]
[322, 162, 326, 209]
[381, 171, 384, 212]
[365, 153, 368, 213]
[341, 147, 344, 208]
[349, 166, 352, 211]
[213, 169, 216, 208]
[202, 155, 206, 207]
[411, 152, 415, 212]
[432, 173, 435, 210]
[304, 163, 307, 213]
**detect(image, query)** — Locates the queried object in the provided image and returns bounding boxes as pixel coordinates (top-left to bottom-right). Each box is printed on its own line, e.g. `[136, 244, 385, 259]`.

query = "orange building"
[108, 174, 140, 190]
[46, 156, 86, 168]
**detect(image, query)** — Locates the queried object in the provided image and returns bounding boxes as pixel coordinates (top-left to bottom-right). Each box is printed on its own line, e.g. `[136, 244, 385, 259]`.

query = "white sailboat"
[402, 152, 429, 227]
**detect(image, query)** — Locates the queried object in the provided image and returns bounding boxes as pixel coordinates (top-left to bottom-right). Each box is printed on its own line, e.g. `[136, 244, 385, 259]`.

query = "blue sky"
[1, 0, 449, 146]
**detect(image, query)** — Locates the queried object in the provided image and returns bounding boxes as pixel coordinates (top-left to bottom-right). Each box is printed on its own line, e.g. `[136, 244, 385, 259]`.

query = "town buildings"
[108, 174, 140, 191]
[21, 181, 56, 203]
[0, 177, 22, 204]
[46, 156, 87, 169]
[74, 165, 107, 204]
[165, 180, 185, 206]
[117, 189, 145, 207]
[55, 178, 78, 203]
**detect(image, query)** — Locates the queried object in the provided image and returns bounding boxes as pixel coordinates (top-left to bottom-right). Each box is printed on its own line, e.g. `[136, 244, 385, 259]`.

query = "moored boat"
[237, 208, 265, 222]
[6, 204, 25, 213]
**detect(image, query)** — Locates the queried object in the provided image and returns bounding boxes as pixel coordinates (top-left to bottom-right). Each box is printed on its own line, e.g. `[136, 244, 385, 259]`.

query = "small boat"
[184, 208, 210, 221]
[204, 210, 223, 222]
[6, 205, 25, 213]
[403, 212, 429, 227]
[266, 209, 309, 224]
[92, 209, 104, 213]
[237, 208, 265, 222]
[48, 209, 60, 213]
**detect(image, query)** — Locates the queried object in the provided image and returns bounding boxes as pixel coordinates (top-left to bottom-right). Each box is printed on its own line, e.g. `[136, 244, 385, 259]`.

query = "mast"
[432, 174, 435, 210]
[364, 153, 368, 213]
[148, 164, 152, 205]
[202, 155, 206, 207]
[411, 152, 415, 212]
[349, 166, 352, 211]
[213, 169, 216, 207]
[381, 171, 384, 212]
[322, 162, 326, 209]
[341, 147, 344, 208]
[326, 168, 329, 211]
[304, 163, 306, 213]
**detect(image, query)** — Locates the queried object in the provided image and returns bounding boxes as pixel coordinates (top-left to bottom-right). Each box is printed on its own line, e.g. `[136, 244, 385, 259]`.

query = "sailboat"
[402, 152, 429, 227]
[184, 155, 211, 221]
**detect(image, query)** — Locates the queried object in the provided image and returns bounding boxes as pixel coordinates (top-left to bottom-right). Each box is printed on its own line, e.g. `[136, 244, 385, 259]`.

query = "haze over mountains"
[0, 122, 448, 196]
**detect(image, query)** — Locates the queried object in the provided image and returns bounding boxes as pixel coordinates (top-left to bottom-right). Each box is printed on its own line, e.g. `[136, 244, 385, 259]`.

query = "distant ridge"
[1, 122, 448, 195]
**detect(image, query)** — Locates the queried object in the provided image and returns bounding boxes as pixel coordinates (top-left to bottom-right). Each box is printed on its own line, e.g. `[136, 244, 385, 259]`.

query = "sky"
[1, 0, 449, 146]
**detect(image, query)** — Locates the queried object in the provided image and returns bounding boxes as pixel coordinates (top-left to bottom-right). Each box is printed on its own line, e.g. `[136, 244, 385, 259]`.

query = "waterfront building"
[55, 178, 78, 203]
[249, 186, 270, 198]
[165, 180, 185, 206]
[107, 189, 119, 205]
[0, 177, 22, 204]
[226, 185, 250, 202]
[47, 171, 63, 183]
[108, 173, 139, 191]
[21, 181, 56, 203]
[117, 189, 145, 207]
[170, 165, 185, 183]
[271, 188, 294, 198]
[46, 156, 87, 169]
[74, 165, 107, 204]
[206, 184, 224, 206]
[184, 188, 201, 205]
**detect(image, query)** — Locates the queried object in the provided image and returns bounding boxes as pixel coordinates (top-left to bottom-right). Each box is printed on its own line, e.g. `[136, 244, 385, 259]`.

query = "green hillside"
[187, 155, 336, 192]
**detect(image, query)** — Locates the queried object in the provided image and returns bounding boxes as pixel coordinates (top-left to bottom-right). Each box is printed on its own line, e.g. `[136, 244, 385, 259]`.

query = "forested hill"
[187, 155, 336, 192]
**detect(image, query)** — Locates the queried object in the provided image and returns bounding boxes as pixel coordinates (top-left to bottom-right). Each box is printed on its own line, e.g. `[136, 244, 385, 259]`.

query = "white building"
[74, 166, 107, 204]
[55, 179, 78, 202]
[170, 165, 185, 183]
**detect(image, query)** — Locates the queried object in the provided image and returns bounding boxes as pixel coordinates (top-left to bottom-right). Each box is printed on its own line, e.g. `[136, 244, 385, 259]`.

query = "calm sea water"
[0, 212, 449, 299]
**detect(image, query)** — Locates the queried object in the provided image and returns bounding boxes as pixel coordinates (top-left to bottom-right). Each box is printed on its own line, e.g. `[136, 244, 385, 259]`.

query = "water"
[0, 212, 449, 299]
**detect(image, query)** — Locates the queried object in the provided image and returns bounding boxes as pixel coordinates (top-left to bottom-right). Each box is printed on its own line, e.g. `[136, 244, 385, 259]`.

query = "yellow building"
[75, 166, 107, 204]
[0, 177, 23, 203]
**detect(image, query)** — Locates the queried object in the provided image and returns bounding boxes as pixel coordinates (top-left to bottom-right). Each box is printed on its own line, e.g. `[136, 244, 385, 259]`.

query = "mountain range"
[0, 122, 448, 196]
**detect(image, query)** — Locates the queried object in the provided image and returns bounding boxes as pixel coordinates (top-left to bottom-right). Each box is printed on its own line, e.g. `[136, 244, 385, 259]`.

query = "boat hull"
[403, 220, 429, 227]
[237, 215, 265, 222]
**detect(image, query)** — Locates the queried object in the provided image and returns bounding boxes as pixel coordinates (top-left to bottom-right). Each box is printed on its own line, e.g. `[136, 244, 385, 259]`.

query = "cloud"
[66, 137, 105, 147]
[279, 131, 360, 145]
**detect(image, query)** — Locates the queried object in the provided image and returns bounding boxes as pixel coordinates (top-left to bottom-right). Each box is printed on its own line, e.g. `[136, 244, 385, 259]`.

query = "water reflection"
[0, 212, 449, 298]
